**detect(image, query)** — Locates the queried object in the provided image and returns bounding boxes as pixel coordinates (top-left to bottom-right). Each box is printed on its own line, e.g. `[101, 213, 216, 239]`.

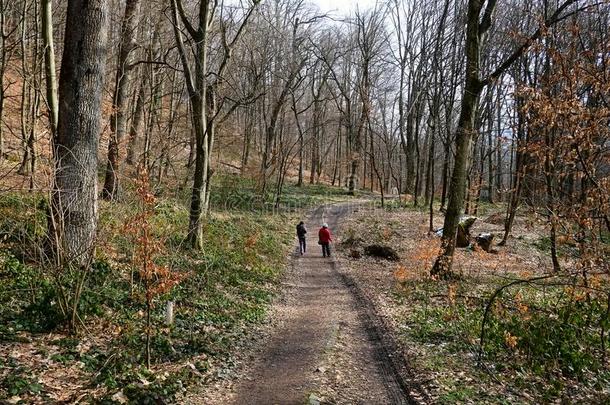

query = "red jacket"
[318, 227, 332, 243]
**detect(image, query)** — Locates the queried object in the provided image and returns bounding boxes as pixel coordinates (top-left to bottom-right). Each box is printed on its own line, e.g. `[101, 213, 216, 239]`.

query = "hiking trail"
[190, 202, 423, 404]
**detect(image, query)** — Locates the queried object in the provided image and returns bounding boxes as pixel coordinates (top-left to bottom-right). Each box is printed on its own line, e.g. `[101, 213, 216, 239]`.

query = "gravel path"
[190, 202, 420, 404]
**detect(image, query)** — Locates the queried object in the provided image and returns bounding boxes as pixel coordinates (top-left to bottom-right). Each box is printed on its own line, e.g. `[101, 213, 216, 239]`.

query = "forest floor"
[187, 201, 429, 404]
[0, 175, 361, 404]
[1, 178, 608, 403]
[189, 197, 610, 404]
[332, 202, 610, 404]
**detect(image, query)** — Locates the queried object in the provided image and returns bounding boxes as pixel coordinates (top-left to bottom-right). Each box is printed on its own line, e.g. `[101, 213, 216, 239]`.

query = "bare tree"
[432, 0, 584, 278]
[41, 0, 58, 138]
[171, 0, 259, 248]
[102, 0, 143, 199]
[0, 0, 21, 161]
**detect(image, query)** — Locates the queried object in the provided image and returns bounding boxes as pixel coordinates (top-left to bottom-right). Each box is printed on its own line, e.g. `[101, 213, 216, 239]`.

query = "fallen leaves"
[334, 205, 608, 403]
[111, 390, 128, 404]
[503, 331, 519, 350]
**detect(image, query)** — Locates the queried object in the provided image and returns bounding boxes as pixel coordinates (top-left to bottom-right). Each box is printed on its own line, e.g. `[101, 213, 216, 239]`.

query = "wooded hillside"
[0, 0, 609, 403]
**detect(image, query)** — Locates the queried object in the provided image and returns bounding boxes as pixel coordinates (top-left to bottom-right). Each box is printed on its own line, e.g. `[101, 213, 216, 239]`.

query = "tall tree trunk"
[292, 94, 305, 187]
[499, 68, 526, 246]
[297, 128, 304, 186]
[431, 0, 578, 268]
[142, 63, 158, 171]
[440, 134, 450, 210]
[367, 124, 370, 191]
[413, 104, 422, 207]
[333, 124, 341, 186]
[431, 0, 491, 278]
[545, 142, 561, 273]
[429, 132, 435, 232]
[424, 125, 434, 207]
[310, 125, 317, 184]
[203, 85, 216, 212]
[487, 87, 495, 204]
[41, 0, 58, 138]
[102, 0, 142, 199]
[24, 0, 41, 183]
[126, 74, 146, 166]
[400, 101, 417, 195]
[18, 0, 31, 176]
[26, 80, 40, 188]
[241, 107, 253, 175]
[473, 136, 485, 215]
[0, 0, 6, 161]
[495, 88, 503, 201]
[50, 0, 110, 265]
[157, 70, 180, 184]
[187, 95, 208, 249]
[171, 0, 211, 249]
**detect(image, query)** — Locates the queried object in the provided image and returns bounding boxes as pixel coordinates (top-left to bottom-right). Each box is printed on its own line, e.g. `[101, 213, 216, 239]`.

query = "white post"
[165, 301, 174, 325]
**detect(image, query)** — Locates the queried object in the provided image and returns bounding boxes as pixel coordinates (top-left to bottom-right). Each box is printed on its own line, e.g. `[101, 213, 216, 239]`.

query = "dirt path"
[191, 202, 420, 404]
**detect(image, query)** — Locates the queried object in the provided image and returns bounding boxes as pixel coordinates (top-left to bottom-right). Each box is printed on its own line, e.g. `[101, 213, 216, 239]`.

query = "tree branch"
[481, 0, 581, 87]
[478, 0, 498, 35]
[170, 0, 196, 97]
[174, 0, 200, 40]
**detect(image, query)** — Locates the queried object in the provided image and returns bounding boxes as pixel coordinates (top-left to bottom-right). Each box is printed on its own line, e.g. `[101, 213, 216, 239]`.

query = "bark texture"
[51, 0, 109, 265]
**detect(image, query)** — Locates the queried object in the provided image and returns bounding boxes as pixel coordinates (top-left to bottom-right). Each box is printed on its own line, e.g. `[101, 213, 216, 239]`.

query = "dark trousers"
[321, 242, 331, 257]
[299, 237, 306, 254]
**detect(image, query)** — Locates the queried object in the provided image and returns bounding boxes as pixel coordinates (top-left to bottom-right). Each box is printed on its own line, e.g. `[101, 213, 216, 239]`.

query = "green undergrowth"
[341, 207, 610, 403]
[396, 272, 610, 403]
[209, 174, 360, 212]
[0, 193, 47, 255]
[0, 176, 346, 402]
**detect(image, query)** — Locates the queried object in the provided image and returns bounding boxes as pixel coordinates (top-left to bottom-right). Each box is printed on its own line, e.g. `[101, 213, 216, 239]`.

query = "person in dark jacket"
[318, 223, 332, 258]
[296, 221, 307, 255]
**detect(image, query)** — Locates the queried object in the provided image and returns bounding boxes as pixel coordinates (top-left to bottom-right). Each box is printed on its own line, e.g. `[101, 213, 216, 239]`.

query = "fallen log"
[364, 245, 400, 261]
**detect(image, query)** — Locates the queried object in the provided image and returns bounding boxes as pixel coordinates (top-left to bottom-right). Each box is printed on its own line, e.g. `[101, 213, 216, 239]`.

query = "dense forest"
[0, 0, 609, 403]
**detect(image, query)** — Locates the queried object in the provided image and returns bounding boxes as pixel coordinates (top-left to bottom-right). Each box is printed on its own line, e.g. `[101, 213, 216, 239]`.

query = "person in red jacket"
[318, 223, 332, 258]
